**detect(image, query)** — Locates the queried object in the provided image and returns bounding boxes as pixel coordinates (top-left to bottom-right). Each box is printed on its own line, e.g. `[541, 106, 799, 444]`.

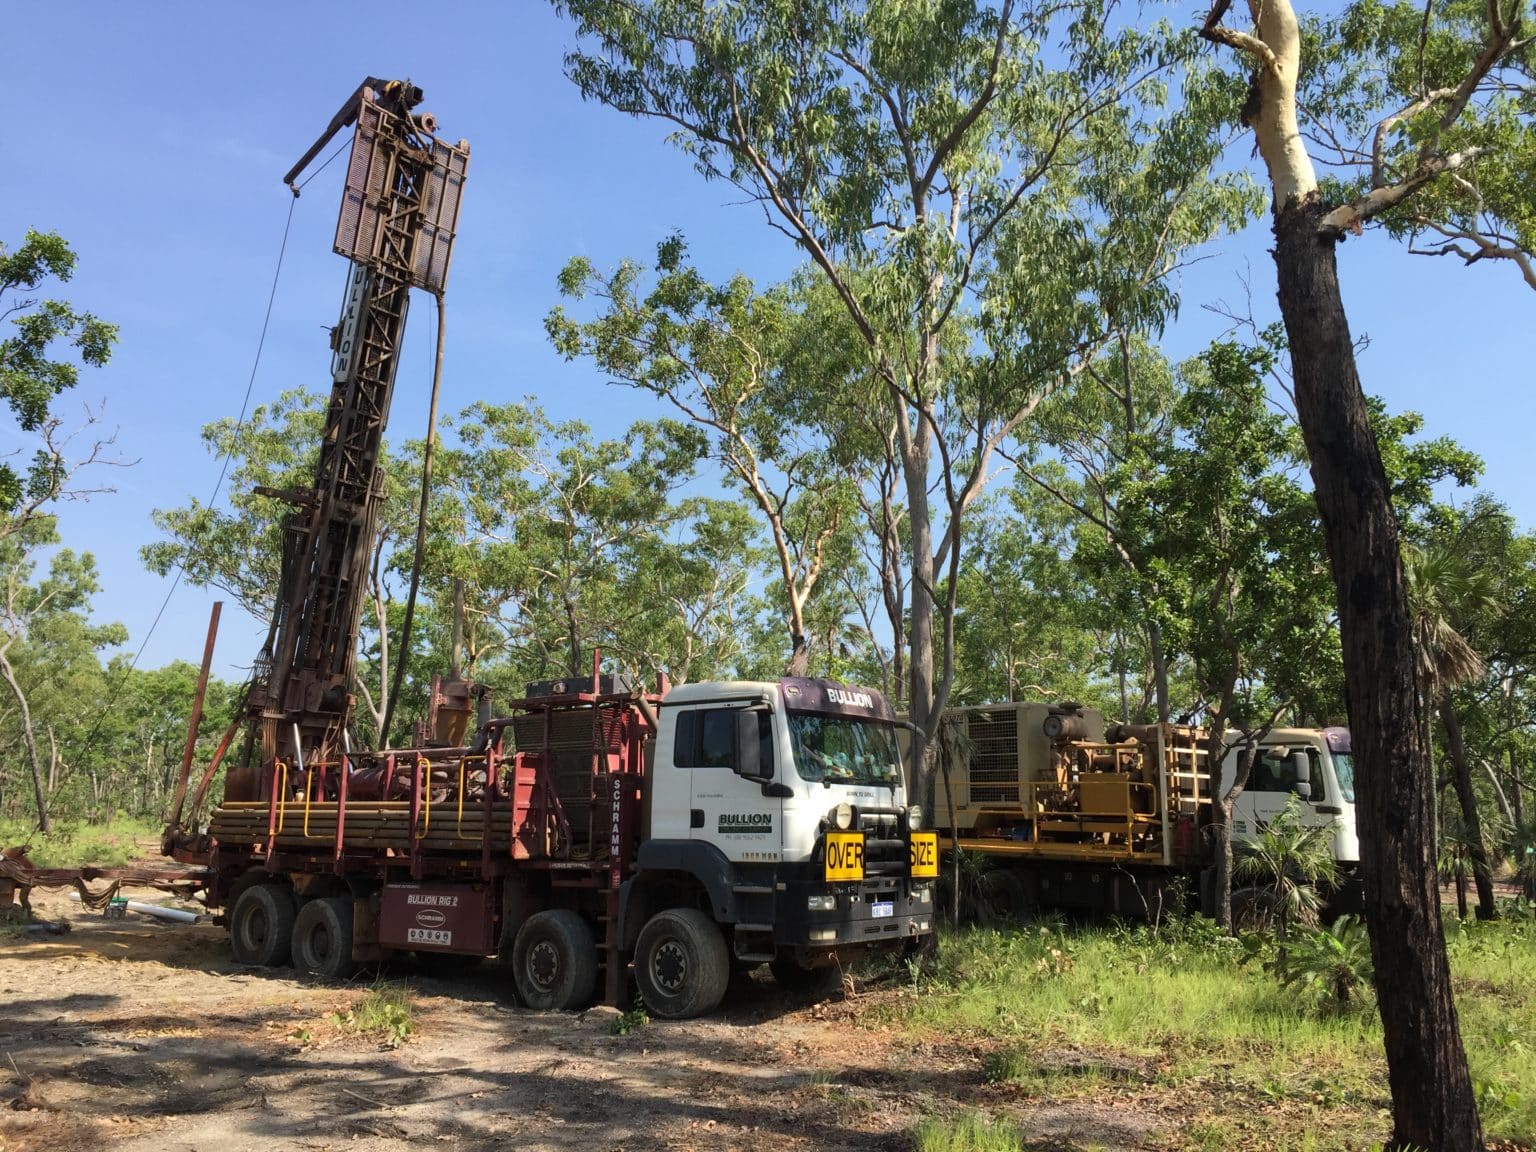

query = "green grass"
[911, 1112, 1026, 1152]
[331, 980, 415, 1048]
[880, 912, 1536, 1149]
[0, 815, 162, 868]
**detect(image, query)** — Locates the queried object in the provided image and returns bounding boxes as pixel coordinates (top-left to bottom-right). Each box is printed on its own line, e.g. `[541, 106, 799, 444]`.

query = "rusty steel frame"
[243, 84, 470, 786]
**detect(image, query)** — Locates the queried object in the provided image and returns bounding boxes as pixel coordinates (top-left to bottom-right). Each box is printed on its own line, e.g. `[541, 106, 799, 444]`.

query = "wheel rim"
[652, 938, 688, 992]
[316, 923, 333, 962]
[528, 938, 560, 991]
[247, 905, 268, 949]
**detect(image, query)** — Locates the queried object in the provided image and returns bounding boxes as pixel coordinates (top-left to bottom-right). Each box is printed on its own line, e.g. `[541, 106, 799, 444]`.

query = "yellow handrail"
[416, 757, 432, 840]
[273, 760, 289, 835]
[456, 757, 466, 836]
[302, 765, 316, 838]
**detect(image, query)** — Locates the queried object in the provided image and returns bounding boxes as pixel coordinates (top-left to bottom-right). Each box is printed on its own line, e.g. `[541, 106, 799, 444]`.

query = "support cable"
[381, 293, 447, 747]
[70, 196, 300, 762]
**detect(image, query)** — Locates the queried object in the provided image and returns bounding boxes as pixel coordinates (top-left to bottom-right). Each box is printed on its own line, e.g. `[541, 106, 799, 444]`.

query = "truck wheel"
[1230, 886, 1276, 932]
[291, 896, 356, 979]
[512, 909, 597, 1010]
[635, 908, 730, 1020]
[229, 882, 297, 967]
[978, 869, 1030, 925]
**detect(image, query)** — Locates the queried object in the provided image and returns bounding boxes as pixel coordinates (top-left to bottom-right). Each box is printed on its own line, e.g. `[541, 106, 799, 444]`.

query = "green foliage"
[1234, 797, 1340, 935]
[910, 1112, 1023, 1152]
[883, 917, 1536, 1144]
[331, 980, 414, 1049]
[0, 815, 160, 866]
[1302, 0, 1536, 288]
[1271, 916, 1377, 1014]
[0, 230, 118, 515]
[611, 997, 649, 1035]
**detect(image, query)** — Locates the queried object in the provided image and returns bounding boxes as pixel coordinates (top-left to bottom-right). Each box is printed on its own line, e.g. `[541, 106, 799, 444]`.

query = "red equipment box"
[379, 881, 494, 955]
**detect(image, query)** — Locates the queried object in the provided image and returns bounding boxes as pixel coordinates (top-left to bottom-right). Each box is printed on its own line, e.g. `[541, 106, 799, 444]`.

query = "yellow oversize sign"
[824, 832, 866, 881]
[909, 832, 939, 878]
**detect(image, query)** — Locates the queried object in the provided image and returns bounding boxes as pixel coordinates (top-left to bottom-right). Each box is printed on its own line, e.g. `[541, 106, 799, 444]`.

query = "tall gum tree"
[1198, 0, 1528, 1146]
[553, 0, 1257, 803]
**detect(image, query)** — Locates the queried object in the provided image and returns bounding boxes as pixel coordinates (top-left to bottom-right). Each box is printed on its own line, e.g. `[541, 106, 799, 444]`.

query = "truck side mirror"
[734, 710, 768, 781]
[1292, 751, 1312, 800]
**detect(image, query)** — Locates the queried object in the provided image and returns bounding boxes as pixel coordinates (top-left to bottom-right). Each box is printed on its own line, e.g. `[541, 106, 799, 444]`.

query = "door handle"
[690, 808, 705, 829]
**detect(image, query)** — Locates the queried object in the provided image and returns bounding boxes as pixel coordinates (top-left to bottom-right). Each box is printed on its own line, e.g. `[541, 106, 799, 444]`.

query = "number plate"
[824, 832, 866, 881]
[909, 832, 939, 878]
[871, 900, 894, 918]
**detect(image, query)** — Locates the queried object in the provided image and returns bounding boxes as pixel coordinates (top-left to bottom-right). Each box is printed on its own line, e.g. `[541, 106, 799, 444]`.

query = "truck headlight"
[830, 802, 856, 830]
[807, 893, 838, 912]
[907, 804, 924, 830]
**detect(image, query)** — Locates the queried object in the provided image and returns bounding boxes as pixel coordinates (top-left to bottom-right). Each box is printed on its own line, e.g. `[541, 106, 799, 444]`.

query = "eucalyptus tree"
[1197, 0, 1529, 1143]
[553, 0, 1258, 804]
[1095, 341, 1340, 929]
[0, 520, 125, 831]
[548, 243, 857, 675]
[0, 230, 120, 529]
[1301, 0, 1536, 290]
[424, 400, 759, 689]
[144, 388, 417, 744]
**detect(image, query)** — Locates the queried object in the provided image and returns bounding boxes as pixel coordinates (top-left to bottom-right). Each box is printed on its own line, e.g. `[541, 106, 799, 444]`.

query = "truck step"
[733, 922, 774, 933]
[734, 951, 775, 962]
[731, 885, 775, 895]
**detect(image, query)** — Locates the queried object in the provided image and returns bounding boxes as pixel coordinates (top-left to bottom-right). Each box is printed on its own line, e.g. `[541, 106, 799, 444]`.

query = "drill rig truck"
[159, 79, 935, 1018]
[935, 701, 1363, 922]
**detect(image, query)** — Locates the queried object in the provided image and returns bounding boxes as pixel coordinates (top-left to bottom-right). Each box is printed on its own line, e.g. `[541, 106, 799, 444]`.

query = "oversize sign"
[909, 832, 939, 878]
[824, 832, 866, 881]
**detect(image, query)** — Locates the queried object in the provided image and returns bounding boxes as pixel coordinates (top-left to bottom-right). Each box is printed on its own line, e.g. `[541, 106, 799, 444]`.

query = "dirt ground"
[0, 885, 1179, 1152]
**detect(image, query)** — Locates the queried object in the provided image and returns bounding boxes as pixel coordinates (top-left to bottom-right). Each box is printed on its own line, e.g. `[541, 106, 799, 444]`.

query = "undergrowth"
[331, 980, 414, 1048]
[883, 912, 1536, 1148]
[0, 815, 162, 868]
[910, 1111, 1025, 1152]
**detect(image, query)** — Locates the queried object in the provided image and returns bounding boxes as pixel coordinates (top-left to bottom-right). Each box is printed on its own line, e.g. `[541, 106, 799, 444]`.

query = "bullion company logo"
[718, 812, 773, 834]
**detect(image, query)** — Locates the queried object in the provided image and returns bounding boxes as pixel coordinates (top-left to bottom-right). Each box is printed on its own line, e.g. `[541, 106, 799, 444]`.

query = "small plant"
[1272, 915, 1375, 1013]
[331, 980, 414, 1048]
[910, 1110, 1023, 1152]
[611, 997, 648, 1035]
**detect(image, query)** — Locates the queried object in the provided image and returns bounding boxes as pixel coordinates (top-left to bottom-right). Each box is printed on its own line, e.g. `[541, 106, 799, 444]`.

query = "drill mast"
[227, 79, 469, 800]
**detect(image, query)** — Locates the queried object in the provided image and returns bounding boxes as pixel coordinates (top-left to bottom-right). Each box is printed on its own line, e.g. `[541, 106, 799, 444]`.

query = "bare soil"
[31, 868, 1479, 1152]
[0, 884, 1179, 1152]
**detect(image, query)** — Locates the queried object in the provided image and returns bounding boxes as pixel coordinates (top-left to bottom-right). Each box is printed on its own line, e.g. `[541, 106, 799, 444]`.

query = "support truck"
[934, 701, 1362, 921]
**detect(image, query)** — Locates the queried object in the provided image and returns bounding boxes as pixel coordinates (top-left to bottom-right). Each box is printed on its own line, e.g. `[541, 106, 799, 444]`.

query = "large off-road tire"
[229, 881, 297, 967]
[978, 868, 1031, 926]
[634, 908, 730, 1020]
[512, 909, 597, 1010]
[1230, 886, 1276, 933]
[291, 895, 356, 979]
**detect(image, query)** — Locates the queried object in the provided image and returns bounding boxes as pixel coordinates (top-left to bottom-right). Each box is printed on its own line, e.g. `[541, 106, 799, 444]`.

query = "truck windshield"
[787, 713, 900, 786]
[1331, 752, 1356, 803]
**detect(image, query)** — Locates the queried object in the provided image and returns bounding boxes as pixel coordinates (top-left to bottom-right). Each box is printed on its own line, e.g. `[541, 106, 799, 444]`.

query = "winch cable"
[70, 140, 351, 762]
[380, 291, 447, 748]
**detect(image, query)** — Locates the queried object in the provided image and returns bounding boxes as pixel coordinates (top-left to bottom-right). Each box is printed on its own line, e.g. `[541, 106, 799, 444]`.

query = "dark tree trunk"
[1441, 699, 1498, 921]
[1274, 195, 1482, 1152]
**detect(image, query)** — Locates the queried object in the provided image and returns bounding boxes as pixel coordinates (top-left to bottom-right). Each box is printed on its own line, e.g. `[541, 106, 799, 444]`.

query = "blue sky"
[4, 2, 1532, 682]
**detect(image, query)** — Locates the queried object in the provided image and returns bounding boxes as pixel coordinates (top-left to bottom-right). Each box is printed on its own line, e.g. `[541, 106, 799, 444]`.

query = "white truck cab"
[1222, 726, 1362, 912]
[626, 677, 937, 994]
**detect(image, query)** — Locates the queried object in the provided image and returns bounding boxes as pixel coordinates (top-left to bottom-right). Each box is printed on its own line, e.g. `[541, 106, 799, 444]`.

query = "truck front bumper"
[775, 872, 935, 953]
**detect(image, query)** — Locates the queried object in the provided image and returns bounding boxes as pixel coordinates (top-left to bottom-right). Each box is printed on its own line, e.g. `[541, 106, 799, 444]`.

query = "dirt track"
[2, 886, 1173, 1152]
